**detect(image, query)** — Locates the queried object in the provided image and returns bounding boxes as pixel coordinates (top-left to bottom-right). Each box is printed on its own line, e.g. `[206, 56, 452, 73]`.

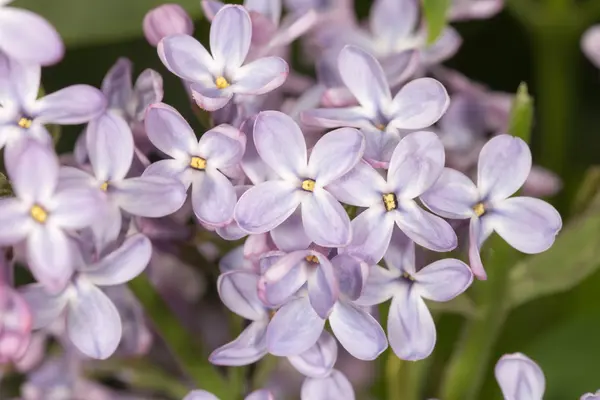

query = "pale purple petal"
[387, 131, 445, 198]
[414, 259, 473, 302]
[468, 216, 487, 280]
[308, 128, 364, 186]
[0, 55, 40, 106]
[388, 78, 450, 130]
[355, 265, 399, 306]
[361, 128, 401, 167]
[260, 250, 309, 306]
[217, 270, 267, 320]
[67, 279, 121, 359]
[144, 103, 197, 159]
[329, 299, 387, 360]
[101, 58, 133, 110]
[582, 25, 600, 69]
[197, 124, 246, 169]
[394, 200, 457, 252]
[157, 34, 215, 83]
[343, 205, 394, 265]
[420, 27, 462, 66]
[7, 139, 58, 203]
[269, 9, 317, 47]
[144, 4, 195, 47]
[27, 226, 73, 293]
[388, 286, 436, 360]
[209, 320, 268, 365]
[450, 0, 504, 21]
[490, 196, 562, 254]
[300, 107, 371, 130]
[420, 168, 479, 219]
[86, 112, 133, 182]
[211, 5, 251, 70]
[302, 188, 351, 247]
[245, 0, 281, 24]
[184, 390, 219, 400]
[50, 188, 102, 229]
[143, 159, 190, 187]
[112, 176, 186, 217]
[331, 254, 368, 300]
[33, 85, 106, 124]
[0, 198, 30, 245]
[270, 209, 312, 251]
[301, 369, 355, 400]
[245, 389, 274, 400]
[369, 0, 418, 46]
[288, 330, 338, 378]
[232, 57, 289, 95]
[190, 83, 233, 111]
[20, 284, 68, 329]
[133, 69, 164, 120]
[191, 170, 236, 226]
[240, 116, 278, 184]
[477, 134, 532, 201]
[522, 166, 562, 198]
[201, 0, 224, 19]
[326, 161, 385, 207]
[383, 228, 416, 275]
[380, 49, 420, 87]
[307, 255, 339, 318]
[267, 296, 325, 356]
[495, 353, 545, 400]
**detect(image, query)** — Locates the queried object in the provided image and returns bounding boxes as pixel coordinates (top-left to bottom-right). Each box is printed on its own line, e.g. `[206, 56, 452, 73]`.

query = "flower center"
[375, 123, 386, 131]
[301, 179, 315, 192]
[402, 272, 415, 282]
[382, 193, 397, 211]
[100, 182, 109, 191]
[305, 255, 319, 264]
[215, 76, 230, 89]
[30, 204, 48, 223]
[189, 156, 207, 170]
[472, 202, 485, 217]
[17, 117, 33, 129]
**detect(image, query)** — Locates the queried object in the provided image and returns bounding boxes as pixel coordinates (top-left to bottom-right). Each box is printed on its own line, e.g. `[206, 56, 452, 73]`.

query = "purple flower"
[20, 234, 152, 359]
[158, 5, 289, 111]
[582, 391, 600, 400]
[421, 134, 562, 280]
[329, 130, 457, 264]
[301, 369, 355, 400]
[495, 353, 545, 400]
[184, 389, 274, 400]
[143, 4, 194, 47]
[0, 283, 32, 363]
[0, 0, 64, 65]
[0, 141, 102, 291]
[302, 46, 449, 166]
[235, 110, 364, 247]
[449, 0, 504, 21]
[582, 25, 600, 69]
[0, 55, 106, 158]
[144, 103, 246, 227]
[356, 230, 473, 360]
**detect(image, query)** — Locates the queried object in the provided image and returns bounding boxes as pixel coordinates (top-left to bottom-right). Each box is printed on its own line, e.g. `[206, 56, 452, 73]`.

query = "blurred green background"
[13, 0, 600, 398]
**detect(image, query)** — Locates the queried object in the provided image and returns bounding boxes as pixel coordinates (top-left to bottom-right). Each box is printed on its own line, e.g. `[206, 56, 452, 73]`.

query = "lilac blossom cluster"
[0, 0, 590, 398]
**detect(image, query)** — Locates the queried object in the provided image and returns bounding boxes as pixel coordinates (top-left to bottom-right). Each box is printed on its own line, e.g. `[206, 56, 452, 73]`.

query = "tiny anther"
[189, 156, 207, 170]
[268, 309, 277, 319]
[215, 76, 230, 89]
[30, 204, 48, 223]
[100, 182, 109, 191]
[301, 179, 316, 192]
[473, 203, 485, 217]
[375, 123, 386, 131]
[305, 255, 319, 264]
[18, 118, 33, 129]
[382, 193, 397, 211]
[402, 272, 415, 282]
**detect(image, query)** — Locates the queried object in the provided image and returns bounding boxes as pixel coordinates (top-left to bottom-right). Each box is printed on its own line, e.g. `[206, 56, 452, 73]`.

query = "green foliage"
[422, 0, 451, 45]
[507, 82, 534, 143]
[0, 173, 12, 198]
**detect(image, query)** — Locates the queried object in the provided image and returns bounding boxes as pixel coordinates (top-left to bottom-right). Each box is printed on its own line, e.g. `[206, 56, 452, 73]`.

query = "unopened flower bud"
[143, 4, 194, 47]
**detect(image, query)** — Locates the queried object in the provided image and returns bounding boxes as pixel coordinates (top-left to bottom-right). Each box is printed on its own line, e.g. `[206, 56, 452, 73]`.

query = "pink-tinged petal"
[355, 265, 399, 306]
[331, 254, 368, 300]
[388, 286, 436, 360]
[329, 299, 387, 360]
[246, 0, 281, 24]
[157, 34, 215, 83]
[326, 160, 385, 207]
[388, 78, 450, 130]
[308, 128, 364, 186]
[50, 188, 102, 229]
[267, 296, 325, 356]
[300, 107, 372, 130]
[260, 250, 309, 306]
[288, 330, 338, 378]
[67, 279, 121, 359]
[495, 353, 545, 400]
[384, 228, 416, 275]
[414, 259, 473, 302]
[144, 4, 194, 47]
[450, 0, 503, 21]
[269, 10, 317, 47]
[361, 128, 401, 168]
[143, 159, 190, 188]
[20, 283, 68, 329]
[216, 221, 248, 241]
[477, 134, 532, 201]
[343, 205, 394, 265]
[254, 110, 307, 180]
[308, 255, 339, 318]
[184, 390, 220, 400]
[190, 82, 234, 111]
[522, 165, 562, 198]
[101, 58, 133, 110]
[133, 69, 164, 120]
[112, 176, 186, 217]
[301, 369, 355, 400]
[232, 57, 289, 95]
[388, 131, 445, 198]
[7, 139, 58, 203]
[338, 45, 391, 114]
[82, 234, 151, 286]
[0, 198, 30, 245]
[0, 7, 64, 66]
[420, 27, 462, 66]
[322, 87, 357, 108]
[144, 103, 198, 158]
[582, 25, 600, 69]
[369, 0, 418, 47]
[302, 188, 351, 248]
[217, 270, 267, 320]
[26, 226, 73, 293]
[490, 196, 562, 254]
[211, 5, 251, 70]
[394, 200, 457, 252]
[270, 209, 312, 251]
[209, 319, 268, 365]
[420, 168, 479, 219]
[468, 216, 487, 280]
[201, 0, 224, 19]
[246, 389, 274, 400]
[191, 170, 236, 226]
[33, 85, 106, 124]
[235, 181, 302, 233]
[198, 124, 246, 169]
[86, 112, 133, 182]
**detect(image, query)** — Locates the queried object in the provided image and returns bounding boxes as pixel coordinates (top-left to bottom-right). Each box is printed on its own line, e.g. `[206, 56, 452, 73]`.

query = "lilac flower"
[582, 391, 600, 400]
[329, 131, 457, 264]
[144, 103, 245, 227]
[302, 46, 449, 166]
[420, 134, 562, 279]
[356, 231, 473, 360]
[0, 54, 106, 158]
[235, 111, 364, 247]
[20, 234, 152, 359]
[0, 283, 32, 363]
[0, 0, 64, 65]
[448, 0, 504, 21]
[0, 141, 102, 291]
[143, 4, 194, 47]
[184, 389, 274, 400]
[301, 369, 355, 400]
[495, 353, 545, 400]
[582, 25, 600, 69]
[158, 5, 289, 111]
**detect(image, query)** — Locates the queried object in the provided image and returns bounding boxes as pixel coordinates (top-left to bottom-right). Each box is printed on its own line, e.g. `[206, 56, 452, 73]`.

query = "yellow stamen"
[382, 193, 397, 211]
[402, 272, 415, 281]
[375, 123, 386, 131]
[305, 255, 319, 264]
[100, 182, 109, 191]
[301, 179, 316, 192]
[18, 118, 32, 129]
[473, 202, 485, 217]
[190, 156, 207, 170]
[215, 76, 230, 89]
[30, 204, 48, 223]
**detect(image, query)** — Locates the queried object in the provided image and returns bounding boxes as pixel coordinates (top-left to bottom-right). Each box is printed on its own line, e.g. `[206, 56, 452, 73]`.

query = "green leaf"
[423, 0, 451, 45]
[507, 82, 534, 143]
[427, 293, 477, 318]
[13, 0, 204, 47]
[0, 173, 12, 198]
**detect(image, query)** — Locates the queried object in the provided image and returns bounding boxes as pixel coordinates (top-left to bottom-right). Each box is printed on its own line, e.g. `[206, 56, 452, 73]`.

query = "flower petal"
[383, 227, 416, 275]
[288, 330, 338, 378]
[301, 370, 355, 400]
[270, 209, 312, 251]
[331, 254, 368, 301]
[369, 0, 418, 48]
[33, 85, 106, 125]
[394, 200, 457, 252]
[329, 299, 387, 360]
[468, 216, 489, 280]
[388, 78, 450, 130]
[101, 58, 133, 110]
[308, 128, 364, 186]
[583, 25, 600, 69]
[343, 205, 394, 265]
[133, 69, 164, 121]
[0, 198, 30, 245]
[414, 258, 473, 302]
[86, 113, 133, 182]
[477, 134, 532, 201]
[50, 188, 102, 229]
[495, 353, 545, 400]
[300, 107, 371, 130]
[144, 103, 197, 159]
[198, 124, 246, 169]
[7, 139, 58, 203]
[209, 320, 268, 366]
[191, 170, 236, 226]
[20, 283, 68, 329]
[232, 56, 289, 95]
[27, 226, 73, 293]
[355, 265, 399, 306]
[308, 255, 339, 319]
[246, 389, 275, 400]
[450, 0, 503, 21]
[260, 250, 309, 306]
[217, 270, 267, 320]
[190, 83, 233, 111]
[143, 159, 190, 186]
[326, 160, 385, 207]
[157, 34, 215, 83]
[183, 390, 219, 400]
[420, 167, 479, 219]
[210, 5, 251, 70]
[302, 188, 351, 248]
[112, 176, 186, 217]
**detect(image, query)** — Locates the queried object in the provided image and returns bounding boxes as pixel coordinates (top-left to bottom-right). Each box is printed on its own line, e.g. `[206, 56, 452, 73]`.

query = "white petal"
[210, 5, 251, 70]
[326, 160, 386, 207]
[394, 200, 457, 252]
[302, 188, 351, 248]
[343, 205, 394, 265]
[308, 128, 365, 186]
[420, 168, 479, 219]
[388, 78, 450, 130]
[191, 170, 237, 227]
[144, 103, 197, 159]
[209, 320, 268, 366]
[495, 353, 545, 400]
[414, 258, 473, 302]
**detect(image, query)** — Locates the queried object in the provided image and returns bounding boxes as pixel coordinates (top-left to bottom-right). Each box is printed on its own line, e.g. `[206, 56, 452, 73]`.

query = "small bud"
[143, 4, 194, 47]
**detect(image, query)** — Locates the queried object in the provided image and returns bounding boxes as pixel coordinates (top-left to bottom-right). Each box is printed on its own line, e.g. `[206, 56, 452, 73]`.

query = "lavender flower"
[582, 391, 600, 400]
[448, 0, 504, 21]
[582, 25, 600, 69]
[421, 134, 562, 279]
[0, 283, 32, 363]
[329, 130, 457, 264]
[495, 353, 545, 400]
[158, 5, 289, 111]
[184, 389, 274, 400]
[143, 4, 194, 47]
[301, 369, 355, 400]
